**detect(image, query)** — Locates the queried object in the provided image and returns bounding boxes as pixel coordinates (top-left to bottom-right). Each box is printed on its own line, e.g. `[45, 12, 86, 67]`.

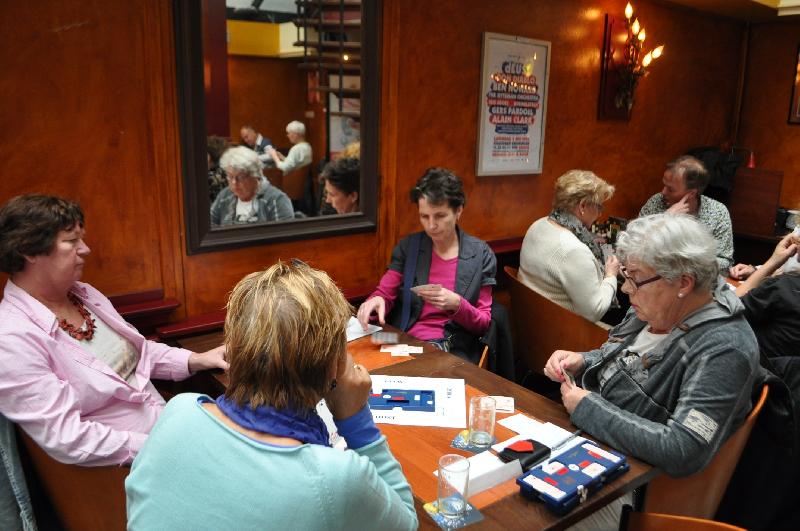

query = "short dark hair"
[207, 136, 229, 166]
[322, 157, 360, 196]
[667, 156, 710, 193]
[409, 167, 466, 210]
[0, 195, 84, 274]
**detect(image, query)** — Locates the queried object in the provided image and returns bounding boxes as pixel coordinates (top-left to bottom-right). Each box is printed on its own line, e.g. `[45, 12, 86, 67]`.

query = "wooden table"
[179, 329, 657, 530]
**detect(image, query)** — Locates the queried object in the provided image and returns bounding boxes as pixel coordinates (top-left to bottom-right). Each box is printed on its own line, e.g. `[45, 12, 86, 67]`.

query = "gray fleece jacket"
[572, 286, 758, 477]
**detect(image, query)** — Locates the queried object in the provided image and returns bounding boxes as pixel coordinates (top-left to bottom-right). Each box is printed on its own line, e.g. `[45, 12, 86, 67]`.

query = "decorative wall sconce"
[598, 3, 665, 120]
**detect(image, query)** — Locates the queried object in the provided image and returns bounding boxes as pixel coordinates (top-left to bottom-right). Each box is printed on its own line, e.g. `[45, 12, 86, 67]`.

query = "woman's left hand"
[560, 376, 590, 414]
[188, 344, 229, 373]
[415, 285, 461, 312]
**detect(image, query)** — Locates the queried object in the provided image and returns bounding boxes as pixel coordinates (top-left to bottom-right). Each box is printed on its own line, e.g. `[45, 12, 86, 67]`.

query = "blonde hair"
[552, 170, 615, 211]
[224, 260, 352, 410]
[341, 141, 360, 159]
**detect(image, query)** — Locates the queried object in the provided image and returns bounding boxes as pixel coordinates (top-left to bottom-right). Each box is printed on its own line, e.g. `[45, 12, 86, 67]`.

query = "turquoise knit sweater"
[125, 394, 418, 530]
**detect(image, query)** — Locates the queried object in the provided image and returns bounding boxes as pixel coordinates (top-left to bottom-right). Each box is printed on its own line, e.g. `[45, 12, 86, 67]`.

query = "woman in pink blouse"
[0, 194, 227, 466]
[356, 168, 496, 362]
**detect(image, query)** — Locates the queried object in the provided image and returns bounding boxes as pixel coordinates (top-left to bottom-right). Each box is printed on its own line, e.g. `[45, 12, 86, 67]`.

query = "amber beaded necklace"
[58, 292, 96, 341]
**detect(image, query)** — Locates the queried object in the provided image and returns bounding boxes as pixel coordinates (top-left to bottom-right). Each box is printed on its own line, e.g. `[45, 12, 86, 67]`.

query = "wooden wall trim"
[143, 0, 188, 320]
[379, 0, 402, 265]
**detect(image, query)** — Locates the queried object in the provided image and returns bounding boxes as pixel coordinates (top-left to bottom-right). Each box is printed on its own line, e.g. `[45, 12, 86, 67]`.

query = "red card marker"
[544, 477, 559, 486]
[579, 460, 590, 468]
[588, 451, 603, 460]
[557, 467, 568, 475]
[507, 440, 534, 453]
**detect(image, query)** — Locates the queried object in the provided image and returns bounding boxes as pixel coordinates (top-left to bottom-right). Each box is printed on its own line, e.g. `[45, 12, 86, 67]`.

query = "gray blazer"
[385, 227, 496, 349]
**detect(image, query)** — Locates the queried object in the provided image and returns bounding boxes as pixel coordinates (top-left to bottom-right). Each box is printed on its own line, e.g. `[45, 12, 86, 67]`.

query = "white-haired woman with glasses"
[518, 170, 620, 323]
[267, 120, 312, 175]
[210, 146, 294, 225]
[543, 213, 759, 531]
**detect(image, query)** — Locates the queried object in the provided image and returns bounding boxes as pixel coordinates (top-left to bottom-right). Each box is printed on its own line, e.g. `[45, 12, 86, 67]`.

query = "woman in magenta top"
[356, 168, 496, 362]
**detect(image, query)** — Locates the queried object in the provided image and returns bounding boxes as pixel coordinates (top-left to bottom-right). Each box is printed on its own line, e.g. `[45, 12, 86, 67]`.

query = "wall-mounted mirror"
[174, 0, 380, 254]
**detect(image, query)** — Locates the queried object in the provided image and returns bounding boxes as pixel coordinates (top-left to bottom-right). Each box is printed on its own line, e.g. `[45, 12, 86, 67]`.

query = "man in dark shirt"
[240, 125, 273, 166]
[735, 232, 800, 358]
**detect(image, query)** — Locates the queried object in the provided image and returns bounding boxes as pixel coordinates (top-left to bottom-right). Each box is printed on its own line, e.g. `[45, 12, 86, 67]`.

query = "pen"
[543, 429, 584, 465]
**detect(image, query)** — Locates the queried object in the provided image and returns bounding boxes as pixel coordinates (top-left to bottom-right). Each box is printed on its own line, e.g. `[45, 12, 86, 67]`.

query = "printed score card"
[368, 375, 467, 428]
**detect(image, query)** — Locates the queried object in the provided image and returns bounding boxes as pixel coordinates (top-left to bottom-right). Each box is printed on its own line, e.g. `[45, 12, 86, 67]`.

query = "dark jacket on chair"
[478, 302, 515, 380]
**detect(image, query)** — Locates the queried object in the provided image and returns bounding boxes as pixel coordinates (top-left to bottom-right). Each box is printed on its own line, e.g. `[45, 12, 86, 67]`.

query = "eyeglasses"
[620, 266, 661, 294]
[226, 173, 254, 184]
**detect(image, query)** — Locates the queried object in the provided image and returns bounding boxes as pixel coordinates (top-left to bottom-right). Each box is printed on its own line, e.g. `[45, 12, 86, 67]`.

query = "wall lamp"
[616, 3, 664, 111]
[598, 2, 665, 120]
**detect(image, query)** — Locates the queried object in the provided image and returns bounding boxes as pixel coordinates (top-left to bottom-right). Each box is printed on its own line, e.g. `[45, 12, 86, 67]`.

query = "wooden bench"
[18, 429, 128, 531]
[504, 266, 610, 376]
[108, 288, 180, 338]
[156, 287, 375, 343]
[155, 238, 524, 344]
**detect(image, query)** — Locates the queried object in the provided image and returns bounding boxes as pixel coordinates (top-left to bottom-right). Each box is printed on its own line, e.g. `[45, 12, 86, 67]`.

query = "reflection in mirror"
[174, 0, 379, 253]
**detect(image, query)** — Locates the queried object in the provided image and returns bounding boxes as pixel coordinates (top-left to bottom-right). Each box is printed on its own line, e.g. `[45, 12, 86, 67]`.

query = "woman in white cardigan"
[518, 170, 619, 322]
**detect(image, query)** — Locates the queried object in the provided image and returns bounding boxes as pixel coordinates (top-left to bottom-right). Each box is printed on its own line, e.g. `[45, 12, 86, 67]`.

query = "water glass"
[437, 454, 469, 518]
[468, 395, 496, 448]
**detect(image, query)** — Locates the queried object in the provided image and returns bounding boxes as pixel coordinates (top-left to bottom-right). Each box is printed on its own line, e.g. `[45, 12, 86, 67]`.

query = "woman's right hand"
[729, 263, 756, 280]
[356, 296, 386, 331]
[605, 255, 620, 279]
[324, 353, 372, 420]
[544, 350, 585, 383]
[765, 232, 799, 269]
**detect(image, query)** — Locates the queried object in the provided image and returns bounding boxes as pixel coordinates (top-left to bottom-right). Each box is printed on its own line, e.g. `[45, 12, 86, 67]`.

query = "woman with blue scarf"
[125, 261, 417, 531]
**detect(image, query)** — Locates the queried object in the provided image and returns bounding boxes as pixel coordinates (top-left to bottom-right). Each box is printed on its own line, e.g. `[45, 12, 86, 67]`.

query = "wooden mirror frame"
[173, 0, 380, 255]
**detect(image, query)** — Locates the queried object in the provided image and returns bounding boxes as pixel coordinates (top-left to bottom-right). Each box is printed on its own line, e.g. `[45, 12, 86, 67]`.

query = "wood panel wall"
[0, 0, 185, 312]
[2, 0, 789, 321]
[384, 0, 744, 243]
[738, 19, 800, 208]
[227, 56, 308, 151]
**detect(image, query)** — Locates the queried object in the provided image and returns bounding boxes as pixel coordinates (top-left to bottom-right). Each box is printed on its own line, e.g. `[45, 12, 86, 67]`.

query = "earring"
[677, 293, 684, 299]
[329, 379, 337, 391]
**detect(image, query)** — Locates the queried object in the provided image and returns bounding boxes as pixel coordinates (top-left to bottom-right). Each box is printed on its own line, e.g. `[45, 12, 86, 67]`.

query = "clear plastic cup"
[468, 395, 496, 448]
[437, 454, 469, 518]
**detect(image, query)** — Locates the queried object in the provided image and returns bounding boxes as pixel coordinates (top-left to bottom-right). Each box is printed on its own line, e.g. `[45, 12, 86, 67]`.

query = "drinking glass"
[468, 395, 496, 448]
[437, 454, 469, 518]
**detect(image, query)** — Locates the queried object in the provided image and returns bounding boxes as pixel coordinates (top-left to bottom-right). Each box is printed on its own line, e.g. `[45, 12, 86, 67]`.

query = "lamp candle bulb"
[631, 18, 641, 35]
[652, 45, 664, 58]
[638, 29, 646, 41]
[625, 2, 633, 19]
[642, 51, 653, 67]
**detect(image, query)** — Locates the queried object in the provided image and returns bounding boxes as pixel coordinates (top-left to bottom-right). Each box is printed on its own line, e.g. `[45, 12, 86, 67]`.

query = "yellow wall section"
[227, 20, 280, 56]
[227, 20, 304, 57]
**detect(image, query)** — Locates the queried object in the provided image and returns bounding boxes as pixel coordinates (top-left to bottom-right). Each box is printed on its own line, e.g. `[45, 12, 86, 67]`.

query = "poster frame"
[476, 32, 551, 176]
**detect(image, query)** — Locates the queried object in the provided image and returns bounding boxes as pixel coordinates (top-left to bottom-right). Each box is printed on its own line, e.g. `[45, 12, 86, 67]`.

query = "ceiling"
[663, 0, 800, 21]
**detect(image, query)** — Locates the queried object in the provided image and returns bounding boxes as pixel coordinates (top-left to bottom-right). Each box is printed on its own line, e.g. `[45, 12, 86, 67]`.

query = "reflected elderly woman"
[210, 146, 294, 225]
[0, 195, 227, 468]
[267, 120, 313, 175]
[544, 214, 758, 529]
[518, 170, 619, 323]
[323, 157, 360, 214]
[357, 168, 495, 362]
[126, 261, 417, 530]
